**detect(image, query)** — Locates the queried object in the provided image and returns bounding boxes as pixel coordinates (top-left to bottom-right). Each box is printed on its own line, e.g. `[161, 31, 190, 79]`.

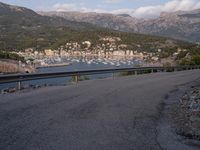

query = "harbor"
[0, 56, 142, 91]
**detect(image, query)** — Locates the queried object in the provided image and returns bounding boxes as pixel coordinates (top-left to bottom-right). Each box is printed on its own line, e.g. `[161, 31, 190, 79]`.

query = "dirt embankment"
[0, 59, 35, 74]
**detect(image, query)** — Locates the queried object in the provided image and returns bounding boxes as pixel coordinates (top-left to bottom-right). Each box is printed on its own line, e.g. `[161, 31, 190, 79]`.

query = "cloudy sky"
[1, 0, 200, 18]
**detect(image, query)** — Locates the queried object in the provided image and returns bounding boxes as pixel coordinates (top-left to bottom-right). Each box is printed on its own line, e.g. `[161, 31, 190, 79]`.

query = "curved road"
[0, 70, 200, 150]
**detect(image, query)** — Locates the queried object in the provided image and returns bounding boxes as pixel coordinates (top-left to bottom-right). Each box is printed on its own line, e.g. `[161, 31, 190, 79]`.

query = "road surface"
[0, 70, 200, 150]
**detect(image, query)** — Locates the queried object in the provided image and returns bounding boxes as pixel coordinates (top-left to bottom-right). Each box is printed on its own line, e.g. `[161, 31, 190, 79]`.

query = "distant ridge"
[40, 9, 200, 43]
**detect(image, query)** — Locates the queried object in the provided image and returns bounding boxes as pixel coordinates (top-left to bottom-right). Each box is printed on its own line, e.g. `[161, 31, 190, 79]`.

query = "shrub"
[0, 51, 25, 62]
[179, 55, 200, 66]
[191, 55, 200, 65]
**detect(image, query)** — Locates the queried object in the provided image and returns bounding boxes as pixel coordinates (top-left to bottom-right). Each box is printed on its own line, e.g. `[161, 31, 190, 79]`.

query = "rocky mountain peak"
[40, 9, 200, 42]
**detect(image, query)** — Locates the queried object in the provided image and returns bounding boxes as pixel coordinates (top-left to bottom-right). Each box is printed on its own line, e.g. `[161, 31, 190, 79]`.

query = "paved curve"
[0, 70, 200, 150]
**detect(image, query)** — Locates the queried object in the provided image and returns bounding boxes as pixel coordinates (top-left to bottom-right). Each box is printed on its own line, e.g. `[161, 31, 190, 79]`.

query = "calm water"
[0, 57, 142, 90]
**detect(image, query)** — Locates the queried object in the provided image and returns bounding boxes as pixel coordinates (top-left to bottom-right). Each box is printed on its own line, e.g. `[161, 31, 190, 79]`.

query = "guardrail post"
[134, 70, 137, 75]
[112, 72, 115, 79]
[17, 81, 21, 90]
[75, 75, 78, 83]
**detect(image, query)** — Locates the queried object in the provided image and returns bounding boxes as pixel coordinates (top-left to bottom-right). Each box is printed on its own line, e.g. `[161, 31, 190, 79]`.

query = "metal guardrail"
[0, 65, 200, 90]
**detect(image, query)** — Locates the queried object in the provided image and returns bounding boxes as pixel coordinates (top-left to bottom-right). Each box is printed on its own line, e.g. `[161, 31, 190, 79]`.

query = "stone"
[33, 85, 41, 89]
[190, 116, 200, 122]
[190, 102, 200, 112]
[1, 88, 9, 94]
[8, 88, 16, 93]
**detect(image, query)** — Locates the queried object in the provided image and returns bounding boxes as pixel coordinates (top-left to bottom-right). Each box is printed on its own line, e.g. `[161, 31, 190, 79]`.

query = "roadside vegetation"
[70, 75, 90, 83]
[179, 55, 200, 66]
[0, 50, 24, 62]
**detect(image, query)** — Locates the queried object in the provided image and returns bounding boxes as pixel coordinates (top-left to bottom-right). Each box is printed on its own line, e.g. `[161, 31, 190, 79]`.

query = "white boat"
[87, 60, 93, 64]
[102, 62, 108, 65]
[54, 57, 61, 62]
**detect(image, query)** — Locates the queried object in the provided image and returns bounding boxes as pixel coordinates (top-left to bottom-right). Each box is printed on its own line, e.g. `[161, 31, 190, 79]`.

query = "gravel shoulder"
[157, 76, 200, 150]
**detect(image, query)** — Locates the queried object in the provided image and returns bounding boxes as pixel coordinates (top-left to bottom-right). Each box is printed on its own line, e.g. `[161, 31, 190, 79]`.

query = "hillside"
[139, 9, 200, 43]
[0, 1, 195, 56]
[0, 2, 100, 50]
[40, 9, 200, 43]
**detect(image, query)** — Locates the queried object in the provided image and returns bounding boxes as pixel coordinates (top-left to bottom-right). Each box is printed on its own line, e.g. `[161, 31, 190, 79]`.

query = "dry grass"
[0, 61, 19, 73]
[0, 61, 35, 73]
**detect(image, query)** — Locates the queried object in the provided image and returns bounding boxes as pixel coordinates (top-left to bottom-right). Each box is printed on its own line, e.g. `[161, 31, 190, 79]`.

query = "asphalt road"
[0, 70, 200, 150]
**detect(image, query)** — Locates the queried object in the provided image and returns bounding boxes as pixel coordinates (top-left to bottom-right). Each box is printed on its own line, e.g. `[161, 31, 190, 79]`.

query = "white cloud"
[104, 0, 122, 3]
[52, 2, 109, 13]
[52, 0, 200, 19]
[110, 9, 134, 14]
[53, 3, 77, 12]
[131, 0, 200, 18]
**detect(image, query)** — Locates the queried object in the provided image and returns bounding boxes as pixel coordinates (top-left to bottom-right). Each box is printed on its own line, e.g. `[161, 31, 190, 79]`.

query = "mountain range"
[0, 1, 196, 55]
[39, 9, 200, 43]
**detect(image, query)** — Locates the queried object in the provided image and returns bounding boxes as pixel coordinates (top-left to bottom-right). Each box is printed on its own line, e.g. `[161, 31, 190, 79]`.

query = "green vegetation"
[159, 47, 178, 58]
[177, 45, 200, 60]
[163, 62, 175, 72]
[119, 69, 154, 77]
[70, 75, 90, 83]
[191, 55, 200, 65]
[119, 71, 135, 76]
[178, 45, 200, 65]
[180, 55, 200, 66]
[0, 51, 25, 61]
[0, 26, 194, 56]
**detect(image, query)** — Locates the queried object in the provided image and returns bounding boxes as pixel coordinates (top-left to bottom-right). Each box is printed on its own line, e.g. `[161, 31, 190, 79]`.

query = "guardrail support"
[75, 75, 78, 83]
[112, 72, 115, 79]
[134, 70, 137, 75]
[17, 81, 21, 90]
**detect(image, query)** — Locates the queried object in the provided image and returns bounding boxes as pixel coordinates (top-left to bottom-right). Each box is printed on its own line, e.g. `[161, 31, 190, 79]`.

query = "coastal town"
[12, 36, 187, 68]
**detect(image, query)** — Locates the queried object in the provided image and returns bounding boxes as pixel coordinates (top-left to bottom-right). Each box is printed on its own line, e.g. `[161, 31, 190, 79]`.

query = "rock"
[1, 88, 9, 94]
[23, 84, 30, 89]
[177, 87, 200, 140]
[190, 116, 200, 122]
[190, 104, 200, 111]
[8, 88, 16, 93]
[33, 85, 41, 89]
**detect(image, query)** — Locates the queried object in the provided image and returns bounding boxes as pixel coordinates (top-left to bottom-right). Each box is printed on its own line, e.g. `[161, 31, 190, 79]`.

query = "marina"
[0, 56, 142, 91]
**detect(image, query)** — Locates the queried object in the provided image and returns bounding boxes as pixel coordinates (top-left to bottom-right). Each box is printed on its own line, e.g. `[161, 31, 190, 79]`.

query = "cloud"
[52, 2, 109, 13]
[131, 0, 200, 18]
[53, 3, 77, 12]
[104, 0, 122, 3]
[52, 0, 200, 19]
